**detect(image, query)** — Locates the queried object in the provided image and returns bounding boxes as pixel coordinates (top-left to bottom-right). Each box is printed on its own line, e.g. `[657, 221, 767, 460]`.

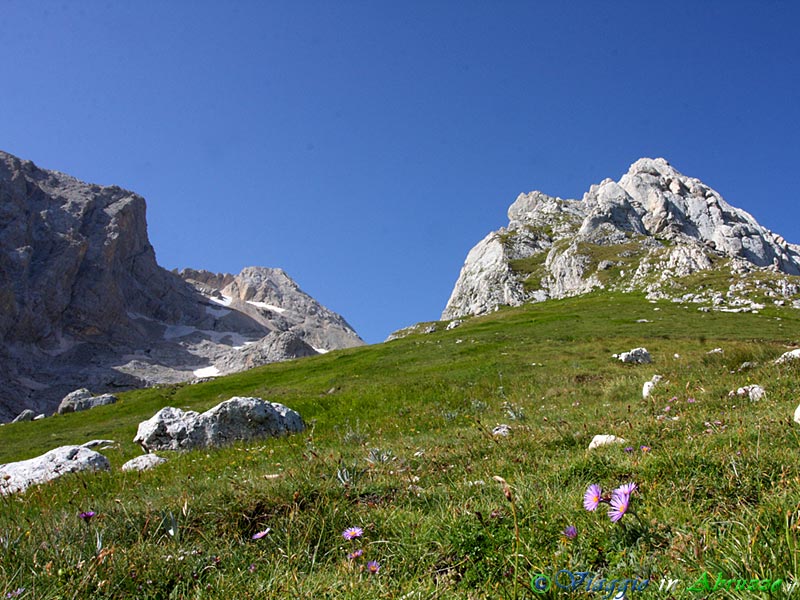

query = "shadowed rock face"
[0, 152, 203, 347]
[443, 158, 800, 320]
[0, 150, 362, 421]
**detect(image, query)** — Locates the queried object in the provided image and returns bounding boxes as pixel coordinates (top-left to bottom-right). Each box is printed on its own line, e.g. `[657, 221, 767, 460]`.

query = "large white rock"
[57, 389, 117, 415]
[133, 396, 305, 452]
[616, 348, 652, 364]
[121, 454, 166, 472]
[588, 434, 627, 450]
[0, 446, 110, 495]
[732, 385, 766, 401]
[642, 375, 662, 398]
[776, 349, 800, 365]
[11, 409, 35, 423]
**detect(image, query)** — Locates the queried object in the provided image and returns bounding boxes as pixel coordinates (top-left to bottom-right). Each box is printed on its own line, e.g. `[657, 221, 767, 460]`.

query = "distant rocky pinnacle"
[443, 158, 800, 319]
[0, 150, 362, 421]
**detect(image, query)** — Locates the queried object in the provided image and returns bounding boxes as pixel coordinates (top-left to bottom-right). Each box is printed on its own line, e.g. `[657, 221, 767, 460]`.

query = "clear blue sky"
[2, 1, 799, 343]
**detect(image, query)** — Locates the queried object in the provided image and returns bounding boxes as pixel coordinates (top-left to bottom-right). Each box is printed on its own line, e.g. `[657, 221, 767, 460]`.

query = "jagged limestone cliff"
[0, 150, 362, 420]
[443, 158, 800, 320]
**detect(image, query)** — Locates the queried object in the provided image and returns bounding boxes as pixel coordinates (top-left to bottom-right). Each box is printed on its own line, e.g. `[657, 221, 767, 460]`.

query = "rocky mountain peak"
[443, 158, 800, 320]
[0, 150, 363, 421]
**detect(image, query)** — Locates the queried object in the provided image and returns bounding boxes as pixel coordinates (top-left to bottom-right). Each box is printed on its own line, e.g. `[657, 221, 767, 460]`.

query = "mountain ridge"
[443, 158, 800, 320]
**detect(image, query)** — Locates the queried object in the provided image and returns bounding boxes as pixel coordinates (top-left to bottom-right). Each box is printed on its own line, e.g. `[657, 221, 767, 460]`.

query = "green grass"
[576, 240, 648, 284]
[508, 253, 549, 292]
[2, 291, 800, 598]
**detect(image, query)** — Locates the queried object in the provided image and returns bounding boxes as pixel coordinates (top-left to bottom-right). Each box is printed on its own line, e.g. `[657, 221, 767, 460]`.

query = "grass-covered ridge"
[2, 291, 800, 598]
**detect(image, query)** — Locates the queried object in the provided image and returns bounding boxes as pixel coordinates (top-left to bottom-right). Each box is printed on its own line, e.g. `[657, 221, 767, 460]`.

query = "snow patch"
[208, 294, 233, 307]
[312, 346, 329, 354]
[193, 366, 221, 378]
[233, 341, 257, 351]
[247, 300, 286, 314]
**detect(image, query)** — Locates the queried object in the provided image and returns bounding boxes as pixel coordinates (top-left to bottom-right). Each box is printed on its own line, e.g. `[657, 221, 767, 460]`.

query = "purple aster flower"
[366, 560, 381, 574]
[342, 526, 363, 540]
[563, 525, 577, 539]
[583, 484, 602, 511]
[624, 446, 634, 453]
[687, 397, 697, 403]
[78, 511, 96, 522]
[348, 548, 364, 560]
[248, 563, 257, 573]
[614, 482, 637, 497]
[251, 528, 271, 540]
[608, 490, 631, 522]
[663, 405, 671, 412]
[640, 445, 651, 453]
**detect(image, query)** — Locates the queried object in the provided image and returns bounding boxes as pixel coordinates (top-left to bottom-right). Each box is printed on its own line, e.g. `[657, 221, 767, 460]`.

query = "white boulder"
[57, 389, 118, 415]
[642, 375, 662, 399]
[121, 454, 166, 472]
[731, 385, 766, 401]
[588, 434, 627, 450]
[776, 349, 800, 365]
[81, 439, 116, 449]
[11, 409, 35, 423]
[492, 424, 511, 437]
[0, 446, 110, 495]
[134, 397, 305, 452]
[616, 348, 652, 364]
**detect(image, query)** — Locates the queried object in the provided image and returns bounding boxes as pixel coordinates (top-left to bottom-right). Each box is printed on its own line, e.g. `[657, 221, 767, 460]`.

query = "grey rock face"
[121, 454, 166, 472]
[178, 267, 363, 354]
[0, 150, 363, 420]
[443, 158, 800, 319]
[0, 445, 110, 495]
[57, 389, 117, 414]
[214, 331, 317, 374]
[133, 396, 305, 452]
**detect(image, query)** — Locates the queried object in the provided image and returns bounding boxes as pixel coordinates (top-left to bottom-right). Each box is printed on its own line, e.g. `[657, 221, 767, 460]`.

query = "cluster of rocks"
[6, 388, 118, 424]
[57, 388, 117, 414]
[443, 158, 800, 320]
[0, 397, 303, 495]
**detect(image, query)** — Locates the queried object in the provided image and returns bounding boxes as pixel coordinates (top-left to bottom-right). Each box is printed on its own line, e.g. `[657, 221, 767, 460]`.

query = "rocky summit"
[443, 158, 800, 320]
[0, 150, 362, 421]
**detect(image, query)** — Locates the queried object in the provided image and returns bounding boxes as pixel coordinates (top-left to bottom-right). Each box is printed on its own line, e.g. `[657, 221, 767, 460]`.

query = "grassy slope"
[2, 291, 800, 598]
